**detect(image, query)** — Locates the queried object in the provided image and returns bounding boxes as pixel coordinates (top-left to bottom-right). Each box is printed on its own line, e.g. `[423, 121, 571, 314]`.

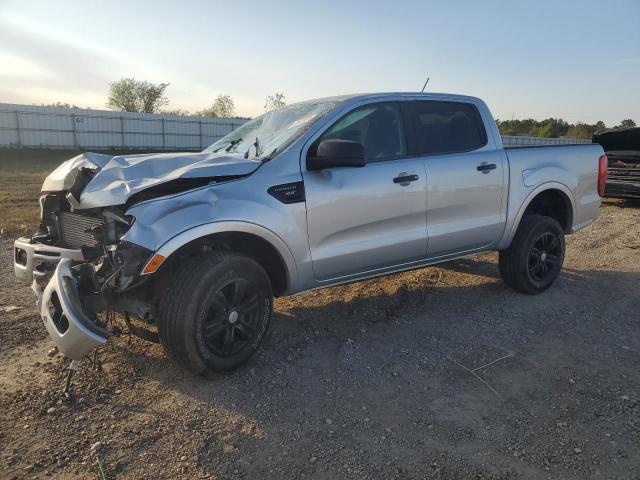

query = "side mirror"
[307, 139, 366, 170]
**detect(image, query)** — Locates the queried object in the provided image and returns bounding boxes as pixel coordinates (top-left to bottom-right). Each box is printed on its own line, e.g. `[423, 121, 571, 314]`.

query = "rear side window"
[407, 101, 487, 156]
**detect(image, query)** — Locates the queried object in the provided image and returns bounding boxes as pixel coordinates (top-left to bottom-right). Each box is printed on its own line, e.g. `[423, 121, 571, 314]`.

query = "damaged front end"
[15, 194, 157, 361]
[14, 149, 261, 361]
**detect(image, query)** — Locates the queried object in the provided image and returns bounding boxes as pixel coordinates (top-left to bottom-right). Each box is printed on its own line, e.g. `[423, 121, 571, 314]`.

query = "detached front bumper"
[39, 258, 110, 361]
[14, 237, 84, 284]
[13, 237, 110, 361]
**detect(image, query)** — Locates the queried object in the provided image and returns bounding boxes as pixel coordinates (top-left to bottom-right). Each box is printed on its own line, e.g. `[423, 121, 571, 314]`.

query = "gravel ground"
[1, 201, 639, 480]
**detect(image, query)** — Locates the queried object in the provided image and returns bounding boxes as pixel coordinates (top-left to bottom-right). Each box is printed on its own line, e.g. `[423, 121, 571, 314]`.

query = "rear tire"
[157, 252, 272, 374]
[499, 215, 565, 295]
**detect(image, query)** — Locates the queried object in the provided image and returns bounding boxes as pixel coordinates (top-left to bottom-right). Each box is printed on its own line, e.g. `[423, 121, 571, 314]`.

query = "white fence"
[0, 103, 247, 151]
[501, 135, 591, 146]
[0, 102, 591, 151]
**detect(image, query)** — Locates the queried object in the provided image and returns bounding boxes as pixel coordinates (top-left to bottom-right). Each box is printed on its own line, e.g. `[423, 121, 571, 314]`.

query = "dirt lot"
[1, 202, 639, 480]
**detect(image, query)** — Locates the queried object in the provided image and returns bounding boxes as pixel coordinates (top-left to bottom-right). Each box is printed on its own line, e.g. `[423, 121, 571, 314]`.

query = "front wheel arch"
[155, 231, 290, 297]
[145, 222, 298, 296]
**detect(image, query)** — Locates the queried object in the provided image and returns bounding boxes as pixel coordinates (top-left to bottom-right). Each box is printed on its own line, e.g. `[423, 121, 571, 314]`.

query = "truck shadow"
[138, 259, 640, 392]
[104, 259, 640, 477]
[436, 256, 501, 280]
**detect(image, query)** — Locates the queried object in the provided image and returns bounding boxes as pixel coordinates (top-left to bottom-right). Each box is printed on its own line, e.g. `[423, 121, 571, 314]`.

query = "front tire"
[157, 252, 273, 374]
[499, 215, 565, 294]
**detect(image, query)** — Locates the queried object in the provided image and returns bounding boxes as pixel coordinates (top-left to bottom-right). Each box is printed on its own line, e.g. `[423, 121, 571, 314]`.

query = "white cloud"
[0, 51, 52, 79]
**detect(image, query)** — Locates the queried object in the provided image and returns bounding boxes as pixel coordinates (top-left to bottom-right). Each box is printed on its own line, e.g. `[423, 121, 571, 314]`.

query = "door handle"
[477, 162, 497, 173]
[393, 174, 419, 184]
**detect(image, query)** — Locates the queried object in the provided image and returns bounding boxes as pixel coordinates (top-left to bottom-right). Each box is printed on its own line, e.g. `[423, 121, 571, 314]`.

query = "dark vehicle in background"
[593, 127, 640, 199]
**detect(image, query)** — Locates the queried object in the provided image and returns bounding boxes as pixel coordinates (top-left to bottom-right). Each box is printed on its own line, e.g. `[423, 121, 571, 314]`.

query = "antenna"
[421, 77, 430, 93]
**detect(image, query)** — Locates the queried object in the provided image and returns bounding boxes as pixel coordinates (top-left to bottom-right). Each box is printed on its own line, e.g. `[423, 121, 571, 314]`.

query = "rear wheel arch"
[504, 184, 575, 249]
[521, 188, 574, 232]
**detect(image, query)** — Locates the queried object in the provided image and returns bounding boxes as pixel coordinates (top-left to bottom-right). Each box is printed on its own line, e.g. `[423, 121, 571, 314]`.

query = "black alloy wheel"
[527, 231, 562, 283]
[157, 252, 273, 374]
[203, 278, 262, 357]
[498, 214, 566, 294]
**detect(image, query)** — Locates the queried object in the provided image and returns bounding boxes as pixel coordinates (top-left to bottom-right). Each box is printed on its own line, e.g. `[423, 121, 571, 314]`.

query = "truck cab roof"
[295, 91, 484, 106]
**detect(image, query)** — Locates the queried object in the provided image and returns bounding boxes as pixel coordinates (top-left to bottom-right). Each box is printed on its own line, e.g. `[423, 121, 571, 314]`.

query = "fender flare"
[499, 181, 576, 249]
[143, 221, 298, 290]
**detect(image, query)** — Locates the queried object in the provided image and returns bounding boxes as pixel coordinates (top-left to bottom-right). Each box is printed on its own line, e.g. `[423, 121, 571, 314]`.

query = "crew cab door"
[302, 102, 428, 281]
[405, 100, 506, 257]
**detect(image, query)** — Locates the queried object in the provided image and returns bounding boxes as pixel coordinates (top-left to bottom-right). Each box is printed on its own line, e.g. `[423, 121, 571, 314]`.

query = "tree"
[532, 122, 555, 138]
[107, 78, 170, 113]
[565, 123, 597, 140]
[594, 120, 606, 133]
[264, 93, 286, 112]
[161, 108, 191, 116]
[496, 118, 567, 138]
[138, 81, 170, 113]
[43, 102, 80, 109]
[197, 94, 236, 118]
[617, 119, 637, 129]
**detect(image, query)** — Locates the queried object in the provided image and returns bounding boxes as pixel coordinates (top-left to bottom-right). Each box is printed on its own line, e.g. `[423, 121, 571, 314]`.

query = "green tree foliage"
[161, 108, 191, 116]
[565, 123, 598, 139]
[197, 94, 236, 118]
[264, 93, 286, 112]
[497, 118, 570, 138]
[42, 102, 81, 109]
[107, 78, 169, 113]
[497, 117, 637, 138]
[617, 119, 637, 128]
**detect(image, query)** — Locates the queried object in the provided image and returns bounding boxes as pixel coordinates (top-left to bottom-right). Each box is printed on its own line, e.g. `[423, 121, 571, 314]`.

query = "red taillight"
[598, 154, 608, 198]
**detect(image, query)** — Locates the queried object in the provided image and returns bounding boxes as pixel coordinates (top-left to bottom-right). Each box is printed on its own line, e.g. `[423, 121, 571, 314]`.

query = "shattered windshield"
[204, 101, 337, 160]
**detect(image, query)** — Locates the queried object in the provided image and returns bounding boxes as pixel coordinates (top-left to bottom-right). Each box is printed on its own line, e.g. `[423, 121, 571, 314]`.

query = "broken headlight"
[113, 241, 154, 278]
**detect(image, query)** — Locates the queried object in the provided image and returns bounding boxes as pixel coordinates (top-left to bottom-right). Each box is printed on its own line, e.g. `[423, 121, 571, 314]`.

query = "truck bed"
[503, 143, 604, 233]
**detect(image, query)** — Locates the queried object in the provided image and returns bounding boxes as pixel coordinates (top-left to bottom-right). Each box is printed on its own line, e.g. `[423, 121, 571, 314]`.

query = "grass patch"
[0, 148, 177, 238]
[0, 149, 77, 237]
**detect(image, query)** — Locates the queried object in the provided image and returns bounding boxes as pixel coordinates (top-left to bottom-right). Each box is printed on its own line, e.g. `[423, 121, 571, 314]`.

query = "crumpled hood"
[42, 151, 261, 209]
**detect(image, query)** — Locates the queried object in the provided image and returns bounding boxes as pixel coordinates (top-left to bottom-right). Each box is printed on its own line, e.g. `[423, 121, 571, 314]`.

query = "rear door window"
[406, 101, 487, 156]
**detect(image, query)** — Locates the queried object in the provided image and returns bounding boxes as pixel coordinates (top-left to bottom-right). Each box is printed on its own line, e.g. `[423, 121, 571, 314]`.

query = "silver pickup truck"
[14, 92, 607, 374]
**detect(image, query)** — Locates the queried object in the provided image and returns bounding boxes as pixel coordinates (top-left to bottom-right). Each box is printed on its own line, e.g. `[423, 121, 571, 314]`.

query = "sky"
[0, 0, 639, 125]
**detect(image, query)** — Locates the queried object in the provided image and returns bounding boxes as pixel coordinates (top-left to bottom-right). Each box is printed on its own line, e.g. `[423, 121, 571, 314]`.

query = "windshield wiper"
[225, 138, 243, 152]
[211, 138, 242, 153]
